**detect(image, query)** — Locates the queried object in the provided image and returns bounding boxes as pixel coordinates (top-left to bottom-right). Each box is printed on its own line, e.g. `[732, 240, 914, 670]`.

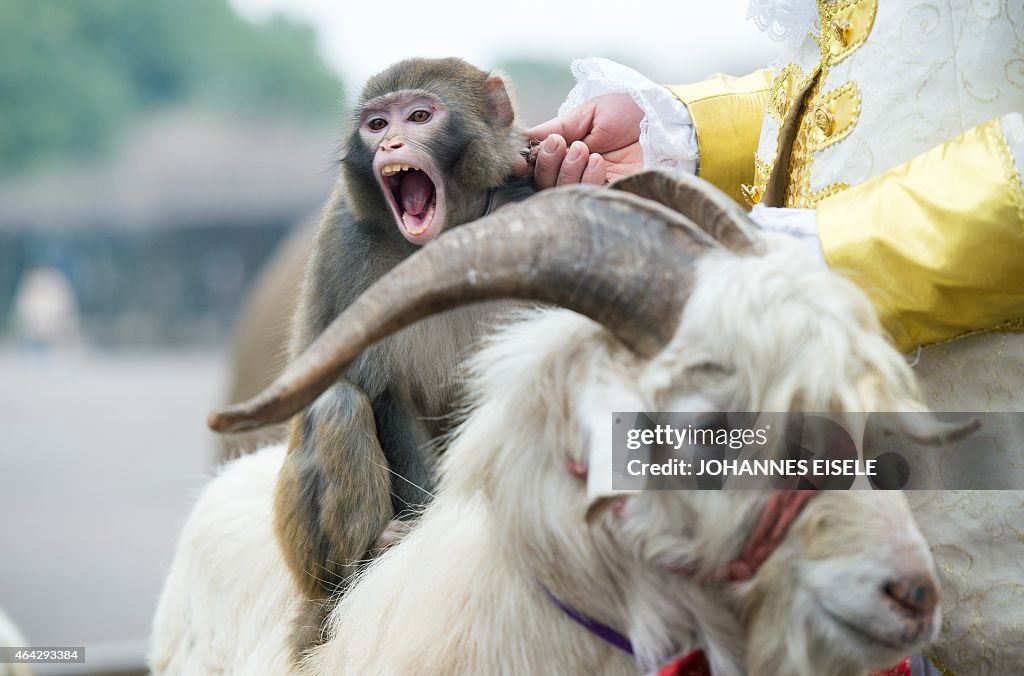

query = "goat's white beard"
[747, 0, 824, 45]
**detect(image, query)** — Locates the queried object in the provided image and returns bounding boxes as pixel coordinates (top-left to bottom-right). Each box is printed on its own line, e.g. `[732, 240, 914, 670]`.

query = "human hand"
[516, 92, 645, 189]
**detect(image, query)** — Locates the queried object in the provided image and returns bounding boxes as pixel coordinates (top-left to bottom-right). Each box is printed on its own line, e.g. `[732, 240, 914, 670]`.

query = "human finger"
[524, 116, 568, 143]
[533, 134, 568, 190]
[580, 153, 607, 186]
[524, 104, 595, 145]
[556, 141, 591, 186]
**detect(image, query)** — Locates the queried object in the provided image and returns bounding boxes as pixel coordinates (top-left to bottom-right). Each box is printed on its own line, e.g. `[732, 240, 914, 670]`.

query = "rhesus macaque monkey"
[211, 58, 534, 651]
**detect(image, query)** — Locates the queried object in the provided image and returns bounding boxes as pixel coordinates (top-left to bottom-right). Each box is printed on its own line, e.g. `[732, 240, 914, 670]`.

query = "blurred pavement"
[0, 349, 224, 673]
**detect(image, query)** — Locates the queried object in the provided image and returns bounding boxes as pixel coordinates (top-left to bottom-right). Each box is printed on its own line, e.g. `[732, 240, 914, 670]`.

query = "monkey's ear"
[484, 73, 515, 129]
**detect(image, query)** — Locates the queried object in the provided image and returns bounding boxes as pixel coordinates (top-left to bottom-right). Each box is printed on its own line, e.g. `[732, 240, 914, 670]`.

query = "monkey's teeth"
[381, 164, 418, 176]
[402, 202, 436, 236]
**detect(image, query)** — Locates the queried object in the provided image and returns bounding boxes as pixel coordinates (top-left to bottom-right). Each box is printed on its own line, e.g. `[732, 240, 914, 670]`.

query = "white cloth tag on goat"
[576, 381, 647, 500]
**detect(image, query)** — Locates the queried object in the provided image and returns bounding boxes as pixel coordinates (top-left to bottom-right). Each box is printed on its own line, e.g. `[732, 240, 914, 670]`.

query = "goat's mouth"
[824, 607, 906, 651]
[378, 163, 445, 245]
[818, 600, 933, 661]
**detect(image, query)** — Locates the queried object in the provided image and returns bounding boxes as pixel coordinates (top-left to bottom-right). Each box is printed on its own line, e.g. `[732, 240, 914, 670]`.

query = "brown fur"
[270, 58, 535, 657]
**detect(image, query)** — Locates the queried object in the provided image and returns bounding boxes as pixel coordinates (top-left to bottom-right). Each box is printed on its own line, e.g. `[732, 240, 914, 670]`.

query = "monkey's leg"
[273, 379, 393, 651]
[371, 389, 438, 519]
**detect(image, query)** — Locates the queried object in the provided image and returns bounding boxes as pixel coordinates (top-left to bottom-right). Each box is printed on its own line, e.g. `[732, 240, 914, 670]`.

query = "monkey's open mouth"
[380, 164, 441, 245]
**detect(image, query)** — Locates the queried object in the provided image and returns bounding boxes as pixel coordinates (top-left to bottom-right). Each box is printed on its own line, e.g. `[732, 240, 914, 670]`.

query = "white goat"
[152, 172, 941, 675]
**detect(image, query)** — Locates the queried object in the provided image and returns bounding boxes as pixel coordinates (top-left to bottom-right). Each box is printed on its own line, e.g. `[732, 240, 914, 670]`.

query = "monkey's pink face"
[362, 92, 449, 245]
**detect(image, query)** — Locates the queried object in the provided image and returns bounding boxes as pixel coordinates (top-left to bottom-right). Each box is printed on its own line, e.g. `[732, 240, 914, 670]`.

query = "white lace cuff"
[561, 57, 699, 175]
[750, 204, 825, 265]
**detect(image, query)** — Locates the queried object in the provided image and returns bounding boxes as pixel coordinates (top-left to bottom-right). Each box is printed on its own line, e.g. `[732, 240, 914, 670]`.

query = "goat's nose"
[883, 573, 938, 618]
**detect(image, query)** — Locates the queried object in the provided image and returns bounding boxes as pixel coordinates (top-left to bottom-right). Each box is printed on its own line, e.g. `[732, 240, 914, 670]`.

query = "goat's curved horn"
[888, 414, 982, 447]
[611, 169, 756, 252]
[208, 183, 720, 433]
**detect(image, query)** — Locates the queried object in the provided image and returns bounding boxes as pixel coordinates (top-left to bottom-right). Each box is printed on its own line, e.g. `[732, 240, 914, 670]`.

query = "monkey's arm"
[273, 378, 394, 602]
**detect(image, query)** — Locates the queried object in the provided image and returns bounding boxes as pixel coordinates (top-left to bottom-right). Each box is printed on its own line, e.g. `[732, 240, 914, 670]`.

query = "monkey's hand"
[370, 518, 415, 556]
[274, 379, 394, 600]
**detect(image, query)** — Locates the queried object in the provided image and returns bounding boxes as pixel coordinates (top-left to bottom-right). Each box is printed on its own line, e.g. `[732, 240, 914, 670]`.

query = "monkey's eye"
[367, 118, 387, 131]
[408, 109, 431, 123]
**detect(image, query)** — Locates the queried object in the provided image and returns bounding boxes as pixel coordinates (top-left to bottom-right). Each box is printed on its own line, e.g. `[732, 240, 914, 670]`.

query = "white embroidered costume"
[565, 1, 1024, 672]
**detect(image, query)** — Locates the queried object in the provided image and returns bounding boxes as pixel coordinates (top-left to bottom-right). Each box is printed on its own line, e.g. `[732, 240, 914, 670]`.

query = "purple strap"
[542, 585, 634, 656]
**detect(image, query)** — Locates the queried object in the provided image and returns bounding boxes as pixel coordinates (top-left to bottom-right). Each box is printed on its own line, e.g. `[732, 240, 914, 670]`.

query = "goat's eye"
[367, 118, 387, 131]
[409, 109, 431, 123]
[689, 361, 728, 376]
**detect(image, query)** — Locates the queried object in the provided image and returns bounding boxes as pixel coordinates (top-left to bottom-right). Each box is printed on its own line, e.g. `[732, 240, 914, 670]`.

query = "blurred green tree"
[0, 0, 344, 175]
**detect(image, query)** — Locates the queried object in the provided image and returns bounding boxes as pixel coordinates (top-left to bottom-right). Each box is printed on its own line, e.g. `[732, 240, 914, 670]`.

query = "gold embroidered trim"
[742, 155, 774, 206]
[767, 63, 806, 123]
[997, 316, 1024, 333]
[754, 154, 771, 187]
[923, 651, 957, 676]
[827, 0, 877, 65]
[807, 182, 850, 205]
[809, 81, 862, 152]
[761, 64, 817, 205]
[996, 117, 1024, 223]
[740, 183, 764, 207]
[784, 0, 871, 207]
[785, 79, 823, 207]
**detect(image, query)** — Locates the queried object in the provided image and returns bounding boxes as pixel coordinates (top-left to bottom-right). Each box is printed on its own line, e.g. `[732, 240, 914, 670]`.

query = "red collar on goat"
[546, 490, 816, 667]
[720, 489, 817, 583]
[662, 489, 818, 583]
[657, 649, 714, 676]
[655, 653, 913, 676]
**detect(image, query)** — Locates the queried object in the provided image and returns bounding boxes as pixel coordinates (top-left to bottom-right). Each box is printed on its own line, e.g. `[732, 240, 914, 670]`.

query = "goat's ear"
[585, 494, 629, 525]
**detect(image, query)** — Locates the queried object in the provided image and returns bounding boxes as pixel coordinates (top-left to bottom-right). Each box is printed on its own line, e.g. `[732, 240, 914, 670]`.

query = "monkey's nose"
[882, 573, 938, 619]
[380, 138, 404, 151]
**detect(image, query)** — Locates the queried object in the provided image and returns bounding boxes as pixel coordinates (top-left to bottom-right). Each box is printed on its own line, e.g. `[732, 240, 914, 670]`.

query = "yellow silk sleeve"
[817, 117, 1024, 352]
[666, 69, 773, 208]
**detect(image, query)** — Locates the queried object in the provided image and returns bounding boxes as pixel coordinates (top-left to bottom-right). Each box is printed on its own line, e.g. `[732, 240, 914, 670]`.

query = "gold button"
[774, 89, 790, 117]
[740, 183, 764, 206]
[814, 107, 835, 136]
[831, 18, 852, 47]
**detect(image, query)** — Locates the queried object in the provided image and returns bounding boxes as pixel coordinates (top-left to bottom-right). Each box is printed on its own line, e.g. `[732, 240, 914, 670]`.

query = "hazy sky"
[228, 0, 778, 88]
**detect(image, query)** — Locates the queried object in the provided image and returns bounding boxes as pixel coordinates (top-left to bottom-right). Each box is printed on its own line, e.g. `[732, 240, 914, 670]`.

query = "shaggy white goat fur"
[149, 447, 301, 674]
[151, 235, 939, 675]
